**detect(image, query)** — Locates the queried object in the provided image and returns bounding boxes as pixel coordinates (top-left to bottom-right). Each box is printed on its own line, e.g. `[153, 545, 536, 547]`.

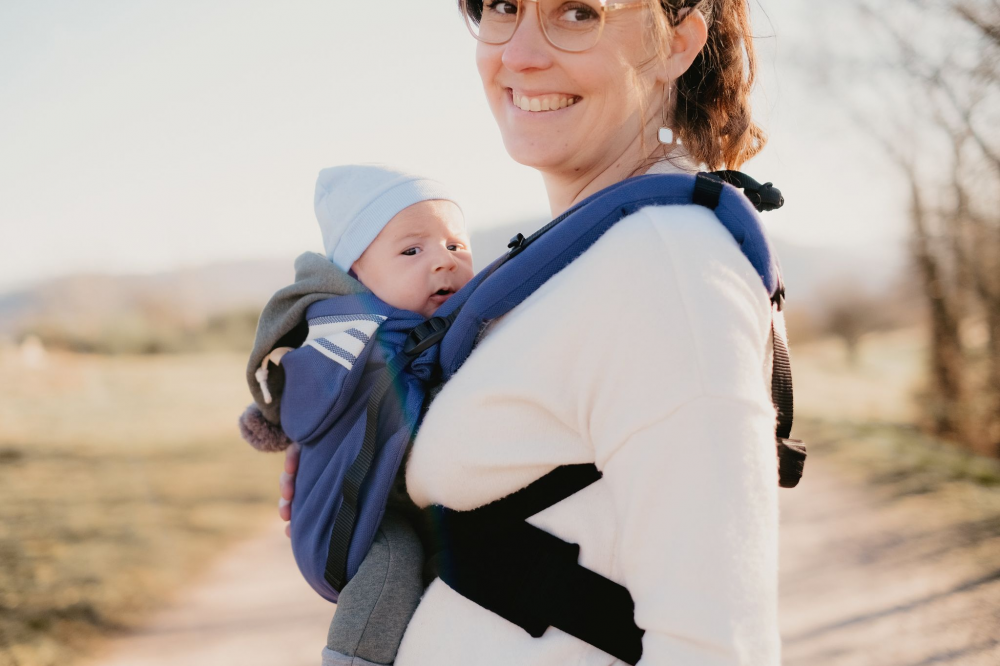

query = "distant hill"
[0, 222, 907, 340]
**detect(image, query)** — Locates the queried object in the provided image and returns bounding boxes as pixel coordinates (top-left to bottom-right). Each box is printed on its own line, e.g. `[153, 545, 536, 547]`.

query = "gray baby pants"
[320, 511, 424, 666]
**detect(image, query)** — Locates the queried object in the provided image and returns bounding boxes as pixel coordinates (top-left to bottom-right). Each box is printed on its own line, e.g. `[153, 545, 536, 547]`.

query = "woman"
[281, 0, 780, 663]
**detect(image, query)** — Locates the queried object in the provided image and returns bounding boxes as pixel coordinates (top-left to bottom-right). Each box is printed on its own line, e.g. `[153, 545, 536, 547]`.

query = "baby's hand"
[278, 443, 300, 538]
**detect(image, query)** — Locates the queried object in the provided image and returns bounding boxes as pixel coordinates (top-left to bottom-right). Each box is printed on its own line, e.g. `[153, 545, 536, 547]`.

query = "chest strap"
[424, 464, 645, 665]
[424, 431, 808, 663]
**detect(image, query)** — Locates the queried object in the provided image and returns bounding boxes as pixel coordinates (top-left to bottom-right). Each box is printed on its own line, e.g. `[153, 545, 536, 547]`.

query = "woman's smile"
[508, 88, 581, 112]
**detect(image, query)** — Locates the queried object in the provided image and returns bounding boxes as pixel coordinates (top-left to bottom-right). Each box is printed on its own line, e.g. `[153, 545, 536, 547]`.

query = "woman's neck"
[539, 129, 695, 218]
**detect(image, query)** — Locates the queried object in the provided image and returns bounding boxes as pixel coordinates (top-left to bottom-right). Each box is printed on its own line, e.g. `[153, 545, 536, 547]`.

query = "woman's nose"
[501, 2, 553, 72]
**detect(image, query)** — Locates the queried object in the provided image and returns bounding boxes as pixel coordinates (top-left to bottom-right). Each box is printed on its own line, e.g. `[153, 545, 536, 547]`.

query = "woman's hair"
[659, 0, 766, 170]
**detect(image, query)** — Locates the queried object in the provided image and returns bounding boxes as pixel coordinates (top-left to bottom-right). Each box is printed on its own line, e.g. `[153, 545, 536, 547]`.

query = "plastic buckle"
[756, 182, 785, 212]
[403, 316, 452, 357]
[771, 283, 786, 312]
[777, 437, 807, 488]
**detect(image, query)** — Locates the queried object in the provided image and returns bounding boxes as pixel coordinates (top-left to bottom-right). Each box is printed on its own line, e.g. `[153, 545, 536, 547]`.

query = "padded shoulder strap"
[436, 173, 781, 381]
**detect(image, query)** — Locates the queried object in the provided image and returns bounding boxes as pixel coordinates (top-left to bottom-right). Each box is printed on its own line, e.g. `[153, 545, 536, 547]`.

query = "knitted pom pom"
[239, 403, 294, 452]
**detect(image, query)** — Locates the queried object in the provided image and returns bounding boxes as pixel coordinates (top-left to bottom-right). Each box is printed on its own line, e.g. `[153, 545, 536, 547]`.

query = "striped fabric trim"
[305, 315, 385, 371]
[314, 338, 358, 365]
[345, 328, 371, 344]
[309, 314, 387, 325]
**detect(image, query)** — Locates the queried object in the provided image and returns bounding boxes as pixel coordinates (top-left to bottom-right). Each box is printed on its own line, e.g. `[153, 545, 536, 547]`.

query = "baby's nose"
[433, 246, 458, 270]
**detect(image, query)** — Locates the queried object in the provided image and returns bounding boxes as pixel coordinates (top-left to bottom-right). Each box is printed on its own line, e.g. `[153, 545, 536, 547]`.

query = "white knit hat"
[314, 164, 462, 272]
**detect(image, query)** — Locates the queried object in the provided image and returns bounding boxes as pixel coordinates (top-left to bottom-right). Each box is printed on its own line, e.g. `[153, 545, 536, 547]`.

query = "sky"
[0, 0, 909, 292]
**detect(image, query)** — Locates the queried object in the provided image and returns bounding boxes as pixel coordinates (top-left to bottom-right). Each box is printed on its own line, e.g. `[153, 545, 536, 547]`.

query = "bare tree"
[796, 0, 1000, 453]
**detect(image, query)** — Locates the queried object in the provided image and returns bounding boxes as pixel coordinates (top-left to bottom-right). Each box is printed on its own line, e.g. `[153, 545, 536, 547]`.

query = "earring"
[658, 83, 675, 146]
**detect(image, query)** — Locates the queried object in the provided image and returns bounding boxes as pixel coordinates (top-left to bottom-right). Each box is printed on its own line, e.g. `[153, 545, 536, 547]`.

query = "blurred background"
[1, 1, 998, 665]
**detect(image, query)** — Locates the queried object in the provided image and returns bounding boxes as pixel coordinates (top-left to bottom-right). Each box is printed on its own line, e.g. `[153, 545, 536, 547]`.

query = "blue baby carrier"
[285, 171, 806, 664]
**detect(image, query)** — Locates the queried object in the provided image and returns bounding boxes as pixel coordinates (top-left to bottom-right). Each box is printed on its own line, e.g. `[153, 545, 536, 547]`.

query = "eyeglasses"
[461, 0, 647, 53]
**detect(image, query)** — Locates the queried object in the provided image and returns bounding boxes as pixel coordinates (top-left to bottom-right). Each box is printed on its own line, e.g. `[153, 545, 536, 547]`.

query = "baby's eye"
[447, 244, 462, 251]
[402, 247, 420, 256]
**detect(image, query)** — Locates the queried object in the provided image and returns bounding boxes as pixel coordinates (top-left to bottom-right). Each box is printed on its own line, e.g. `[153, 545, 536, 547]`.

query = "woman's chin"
[502, 139, 575, 171]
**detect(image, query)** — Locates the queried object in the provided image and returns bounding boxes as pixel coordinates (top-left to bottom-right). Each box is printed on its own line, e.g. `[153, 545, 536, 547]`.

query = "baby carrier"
[282, 171, 806, 663]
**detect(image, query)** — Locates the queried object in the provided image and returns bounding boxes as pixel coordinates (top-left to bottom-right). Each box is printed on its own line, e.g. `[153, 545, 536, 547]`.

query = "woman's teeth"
[512, 91, 579, 113]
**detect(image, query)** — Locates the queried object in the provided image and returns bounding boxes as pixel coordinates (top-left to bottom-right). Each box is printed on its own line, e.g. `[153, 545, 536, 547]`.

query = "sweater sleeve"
[580, 206, 780, 665]
[603, 398, 780, 665]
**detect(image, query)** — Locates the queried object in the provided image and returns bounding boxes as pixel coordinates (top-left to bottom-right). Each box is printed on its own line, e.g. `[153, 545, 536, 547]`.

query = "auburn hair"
[658, 0, 765, 169]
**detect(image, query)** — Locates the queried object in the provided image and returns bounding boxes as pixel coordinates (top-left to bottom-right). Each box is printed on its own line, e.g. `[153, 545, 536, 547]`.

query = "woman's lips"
[509, 89, 581, 113]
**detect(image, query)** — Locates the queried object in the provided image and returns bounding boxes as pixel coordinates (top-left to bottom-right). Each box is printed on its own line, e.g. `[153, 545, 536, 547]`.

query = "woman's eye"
[557, 3, 599, 23]
[485, 0, 518, 16]
[402, 247, 420, 256]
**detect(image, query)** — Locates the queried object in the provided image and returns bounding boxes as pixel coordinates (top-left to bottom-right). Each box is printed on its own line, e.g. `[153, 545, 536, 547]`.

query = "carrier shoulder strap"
[434, 172, 784, 380]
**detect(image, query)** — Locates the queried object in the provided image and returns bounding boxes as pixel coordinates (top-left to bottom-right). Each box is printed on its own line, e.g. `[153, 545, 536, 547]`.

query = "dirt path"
[780, 460, 1000, 665]
[86, 460, 999, 666]
[84, 521, 333, 666]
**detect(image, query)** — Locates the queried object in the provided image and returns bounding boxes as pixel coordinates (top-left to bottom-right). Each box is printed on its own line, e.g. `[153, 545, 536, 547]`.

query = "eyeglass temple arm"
[603, 1, 646, 11]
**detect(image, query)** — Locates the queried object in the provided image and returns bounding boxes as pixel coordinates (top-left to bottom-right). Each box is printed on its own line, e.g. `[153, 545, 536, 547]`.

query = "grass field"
[2, 326, 998, 666]
[0, 347, 282, 666]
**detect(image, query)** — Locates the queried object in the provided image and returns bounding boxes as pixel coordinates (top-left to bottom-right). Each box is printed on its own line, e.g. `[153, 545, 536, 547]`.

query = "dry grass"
[0, 347, 281, 666]
[791, 326, 926, 425]
[791, 325, 1000, 487]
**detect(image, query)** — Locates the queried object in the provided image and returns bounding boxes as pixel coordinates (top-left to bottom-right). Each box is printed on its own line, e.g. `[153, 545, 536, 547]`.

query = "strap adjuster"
[403, 314, 454, 356]
[771, 283, 786, 312]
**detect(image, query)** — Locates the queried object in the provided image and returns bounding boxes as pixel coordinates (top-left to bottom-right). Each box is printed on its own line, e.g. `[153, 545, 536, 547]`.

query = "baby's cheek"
[402, 287, 431, 317]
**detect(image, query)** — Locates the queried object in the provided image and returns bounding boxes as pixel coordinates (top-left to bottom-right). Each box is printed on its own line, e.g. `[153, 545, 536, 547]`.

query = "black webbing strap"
[425, 464, 644, 664]
[771, 303, 807, 488]
[692, 172, 724, 209]
[324, 356, 400, 591]
[446, 464, 603, 527]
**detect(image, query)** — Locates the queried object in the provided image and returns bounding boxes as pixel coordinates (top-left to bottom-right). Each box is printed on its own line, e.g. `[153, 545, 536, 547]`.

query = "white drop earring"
[658, 83, 675, 146]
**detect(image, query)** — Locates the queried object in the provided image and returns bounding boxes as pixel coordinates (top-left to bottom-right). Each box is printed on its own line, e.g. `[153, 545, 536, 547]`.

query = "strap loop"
[708, 170, 785, 213]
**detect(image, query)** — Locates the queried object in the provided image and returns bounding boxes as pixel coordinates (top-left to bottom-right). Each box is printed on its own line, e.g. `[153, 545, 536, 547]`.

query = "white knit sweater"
[397, 197, 781, 665]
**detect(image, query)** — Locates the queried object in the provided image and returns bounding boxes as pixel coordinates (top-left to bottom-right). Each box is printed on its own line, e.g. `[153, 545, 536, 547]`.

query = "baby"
[246, 164, 474, 666]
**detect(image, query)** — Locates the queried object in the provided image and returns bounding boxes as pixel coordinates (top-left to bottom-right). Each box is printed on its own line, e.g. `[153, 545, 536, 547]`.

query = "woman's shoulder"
[584, 202, 770, 311]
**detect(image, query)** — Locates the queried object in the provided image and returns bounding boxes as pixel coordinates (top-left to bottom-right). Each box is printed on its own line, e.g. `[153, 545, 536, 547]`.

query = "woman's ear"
[657, 9, 709, 84]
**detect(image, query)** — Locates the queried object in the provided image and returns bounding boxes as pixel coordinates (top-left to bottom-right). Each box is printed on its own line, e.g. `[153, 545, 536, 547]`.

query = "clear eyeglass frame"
[460, 0, 648, 54]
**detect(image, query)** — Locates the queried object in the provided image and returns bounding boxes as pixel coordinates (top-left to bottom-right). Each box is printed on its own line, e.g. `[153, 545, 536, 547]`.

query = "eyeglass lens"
[463, 0, 607, 52]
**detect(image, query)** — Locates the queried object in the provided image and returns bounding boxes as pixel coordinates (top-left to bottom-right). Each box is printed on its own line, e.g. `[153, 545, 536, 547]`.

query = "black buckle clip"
[403, 315, 452, 357]
[777, 438, 807, 488]
[748, 182, 784, 213]
[771, 283, 786, 312]
[508, 233, 526, 250]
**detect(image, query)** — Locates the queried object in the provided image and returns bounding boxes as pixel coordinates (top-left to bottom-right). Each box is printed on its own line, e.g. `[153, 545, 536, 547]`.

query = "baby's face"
[352, 199, 473, 318]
